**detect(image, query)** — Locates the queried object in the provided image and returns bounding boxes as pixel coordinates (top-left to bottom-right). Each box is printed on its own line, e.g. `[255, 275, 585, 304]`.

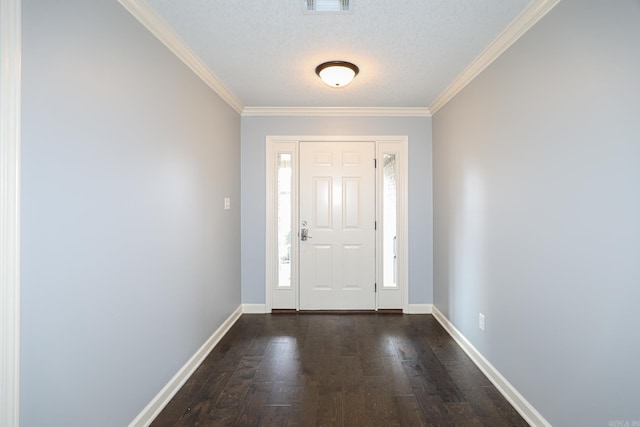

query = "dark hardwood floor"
[151, 314, 528, 427]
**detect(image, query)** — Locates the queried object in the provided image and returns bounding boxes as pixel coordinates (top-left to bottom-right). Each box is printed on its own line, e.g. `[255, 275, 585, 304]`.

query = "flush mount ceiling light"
[315, 61, 359, 88]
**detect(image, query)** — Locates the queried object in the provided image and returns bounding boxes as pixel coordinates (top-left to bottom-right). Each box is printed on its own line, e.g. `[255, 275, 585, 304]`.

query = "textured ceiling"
[146, 0, 530, 108]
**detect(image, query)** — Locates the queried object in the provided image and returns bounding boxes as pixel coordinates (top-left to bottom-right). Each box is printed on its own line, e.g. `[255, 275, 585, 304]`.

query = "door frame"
[265, 135, 408, 312]
[1, 0, 22, 425]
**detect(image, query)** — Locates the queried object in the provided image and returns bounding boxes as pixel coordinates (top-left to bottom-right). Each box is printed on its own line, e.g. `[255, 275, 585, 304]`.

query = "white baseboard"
[128, 305, 243, 427]
[431, 306, 551, 427]
[242, 304, 267, 314]
[407, 304, 433, 314]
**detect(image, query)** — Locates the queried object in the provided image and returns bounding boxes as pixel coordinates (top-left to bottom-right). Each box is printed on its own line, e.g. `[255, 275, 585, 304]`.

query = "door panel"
[299, 141, 375, 310]
[313, 178, 332, 228]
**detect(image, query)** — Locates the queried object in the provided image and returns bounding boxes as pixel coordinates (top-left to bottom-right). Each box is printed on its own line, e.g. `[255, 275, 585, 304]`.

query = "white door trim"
[265, 135, 409, 312]
[1, 0, 22, 425]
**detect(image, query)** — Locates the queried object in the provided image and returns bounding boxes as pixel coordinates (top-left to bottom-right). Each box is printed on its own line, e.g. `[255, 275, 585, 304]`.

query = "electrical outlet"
[479, 313, 486, 331]
[224, 197, 231, 210]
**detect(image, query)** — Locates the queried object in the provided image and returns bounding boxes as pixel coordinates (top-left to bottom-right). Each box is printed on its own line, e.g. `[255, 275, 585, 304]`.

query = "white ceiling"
[146, 0, 531, 109]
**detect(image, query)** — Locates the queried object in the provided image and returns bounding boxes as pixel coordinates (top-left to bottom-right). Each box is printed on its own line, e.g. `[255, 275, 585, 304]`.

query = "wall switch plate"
[224, 197, 231, 210]
[479, 313, 486, 331]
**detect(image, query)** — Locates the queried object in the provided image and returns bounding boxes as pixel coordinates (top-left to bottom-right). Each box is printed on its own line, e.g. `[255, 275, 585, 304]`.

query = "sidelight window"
[382, 153, 397, 288]
[277, 153, 292, 287]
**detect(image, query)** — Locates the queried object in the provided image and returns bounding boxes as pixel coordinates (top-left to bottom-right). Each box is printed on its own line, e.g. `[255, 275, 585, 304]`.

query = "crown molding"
[429, 0, 561, 114]
[1, 0, 22, 425]
[118, 0, 244, 115]
[242, 107, 431, 117]
[118, 0, 558, 119]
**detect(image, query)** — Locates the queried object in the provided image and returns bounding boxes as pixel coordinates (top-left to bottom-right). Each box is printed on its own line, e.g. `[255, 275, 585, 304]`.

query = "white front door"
[299, 141, 376, 310]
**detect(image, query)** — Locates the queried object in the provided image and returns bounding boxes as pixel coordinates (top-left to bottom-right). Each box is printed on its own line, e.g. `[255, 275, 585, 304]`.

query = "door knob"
[301, 228, 312, 241]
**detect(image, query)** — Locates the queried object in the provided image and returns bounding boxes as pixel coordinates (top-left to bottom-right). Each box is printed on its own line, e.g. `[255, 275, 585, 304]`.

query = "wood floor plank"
[443, 359, 493, 390]
[342, 389, 374, 426]
[396, 394, 429, 427]
[414, 390, 449, 418]
[483, 385, 531, 426]
[315, 391, 342, 427]
[149, 396, 190, 427]
[162, 370, 233, 427]
[379, 354, 415, 395]
[339, 333, 359, 357]
[233, 382, 272, 426]
[259, 405, 291, 427]
[340, 356, 364, 392]
[392, 334, 420, 361]
[208, 405, 241, 426]
[245, 335, 272, 357]
[362, 378, 403, 427]
[288, 380, 320, 426]
[151, 314, 528, 427]
[403, 360, 440, 395]
[266, 382, 301, 406]
[254, 341, 299, 383]
[412, 338, 465, 403]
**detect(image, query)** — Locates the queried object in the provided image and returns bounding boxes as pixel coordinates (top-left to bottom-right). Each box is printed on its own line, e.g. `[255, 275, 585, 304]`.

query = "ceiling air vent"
[305, 0, 351, 14]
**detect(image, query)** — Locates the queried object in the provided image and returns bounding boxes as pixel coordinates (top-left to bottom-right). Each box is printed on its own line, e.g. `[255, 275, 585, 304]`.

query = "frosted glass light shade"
[315, 61, 359, 87]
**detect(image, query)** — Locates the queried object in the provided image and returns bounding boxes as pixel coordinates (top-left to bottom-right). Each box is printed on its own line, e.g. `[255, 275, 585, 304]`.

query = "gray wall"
[21, 1, 241, 426]
[432, 0, 640, 425]
[241, 116, 433, 306]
